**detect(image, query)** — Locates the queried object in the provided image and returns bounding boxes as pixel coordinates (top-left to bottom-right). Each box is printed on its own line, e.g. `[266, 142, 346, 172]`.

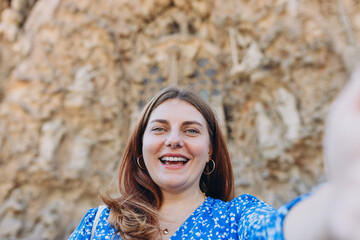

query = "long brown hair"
[101, 87, 234, 239]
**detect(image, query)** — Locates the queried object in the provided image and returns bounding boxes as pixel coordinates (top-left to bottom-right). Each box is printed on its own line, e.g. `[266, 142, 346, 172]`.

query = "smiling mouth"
[159, 156, 189, 165]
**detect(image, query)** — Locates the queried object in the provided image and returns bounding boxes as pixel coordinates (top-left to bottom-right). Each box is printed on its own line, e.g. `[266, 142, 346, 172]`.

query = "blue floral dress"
[69, 194, 305, 240]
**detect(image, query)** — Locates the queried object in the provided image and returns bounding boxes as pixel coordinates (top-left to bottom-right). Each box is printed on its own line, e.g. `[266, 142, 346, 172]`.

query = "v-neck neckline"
[168, 197, 212, 239]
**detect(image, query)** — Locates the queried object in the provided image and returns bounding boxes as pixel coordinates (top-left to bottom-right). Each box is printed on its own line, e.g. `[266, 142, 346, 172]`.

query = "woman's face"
[142, 99, 212, 194]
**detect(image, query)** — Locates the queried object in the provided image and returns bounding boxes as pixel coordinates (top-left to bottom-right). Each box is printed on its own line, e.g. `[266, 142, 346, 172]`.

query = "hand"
[324, 63, 360, 239]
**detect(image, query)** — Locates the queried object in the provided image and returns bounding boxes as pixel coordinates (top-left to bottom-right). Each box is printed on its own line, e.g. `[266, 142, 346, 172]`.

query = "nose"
[165, 130, 184, 149]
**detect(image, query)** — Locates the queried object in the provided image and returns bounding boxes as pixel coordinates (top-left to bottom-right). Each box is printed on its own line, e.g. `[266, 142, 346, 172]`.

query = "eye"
[185, 128, 200, 134]
[151, 127, 166, 132]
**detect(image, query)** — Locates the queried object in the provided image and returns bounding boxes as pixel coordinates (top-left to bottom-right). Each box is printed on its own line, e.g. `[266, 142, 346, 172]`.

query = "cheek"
[142, 139, 157, 169]
[192, 139, 211, 159]
[142, 138, 151, 156]
[142, 134, 160, 158]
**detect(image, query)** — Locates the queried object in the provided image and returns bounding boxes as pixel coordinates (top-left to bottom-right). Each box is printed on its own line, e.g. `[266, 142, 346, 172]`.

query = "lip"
[159, 153, 190, 169]
[159, 153, 190, 159]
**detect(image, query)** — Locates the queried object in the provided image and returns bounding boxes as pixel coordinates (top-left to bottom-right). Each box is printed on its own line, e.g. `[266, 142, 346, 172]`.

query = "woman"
[69, 66, 360, 239]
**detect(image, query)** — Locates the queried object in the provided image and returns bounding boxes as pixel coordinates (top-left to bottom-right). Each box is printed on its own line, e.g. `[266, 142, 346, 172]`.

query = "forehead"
[149, 99, 206, 123]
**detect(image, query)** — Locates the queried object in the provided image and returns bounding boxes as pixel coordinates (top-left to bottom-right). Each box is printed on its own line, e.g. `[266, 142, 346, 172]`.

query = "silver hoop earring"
[136, 155, 146, 170]
[203, 159, 215, 175]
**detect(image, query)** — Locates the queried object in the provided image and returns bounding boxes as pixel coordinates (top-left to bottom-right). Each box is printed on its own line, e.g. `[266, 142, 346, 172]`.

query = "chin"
[158, 179, 187, 190]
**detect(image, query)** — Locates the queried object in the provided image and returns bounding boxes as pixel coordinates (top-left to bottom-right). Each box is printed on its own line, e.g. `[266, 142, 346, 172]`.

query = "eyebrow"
[183, 121, 203, 127]
[149, 119, 168, 124]
[149, 119, 204, 127]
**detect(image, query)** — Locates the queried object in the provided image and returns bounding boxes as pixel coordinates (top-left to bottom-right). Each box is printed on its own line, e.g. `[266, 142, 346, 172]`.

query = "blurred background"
[0, 0, 359, 239]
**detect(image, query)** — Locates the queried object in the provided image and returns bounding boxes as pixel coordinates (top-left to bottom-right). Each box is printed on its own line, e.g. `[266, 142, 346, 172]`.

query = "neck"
[157, 188, 207, 239]
[159, 188, 206, 216]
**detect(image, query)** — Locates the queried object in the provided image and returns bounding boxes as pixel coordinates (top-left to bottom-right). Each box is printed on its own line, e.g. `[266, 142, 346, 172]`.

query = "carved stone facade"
[0, 0, 359, 239]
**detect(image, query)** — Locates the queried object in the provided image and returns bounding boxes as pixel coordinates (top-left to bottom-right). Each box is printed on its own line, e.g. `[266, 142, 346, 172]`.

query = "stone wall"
[0, 0, 359, 239]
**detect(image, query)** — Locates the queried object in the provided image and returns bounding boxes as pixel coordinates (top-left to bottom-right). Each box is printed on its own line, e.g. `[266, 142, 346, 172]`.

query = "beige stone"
[255, 102, 282, 160]
[0, 0, 357, 238]
[0, 189, 25, 238]
[32, 119, 67, 172]
[1, 8, 22, 25]
[0, 22, 18, 42]
[11, 0, 28, 12]
[276, 87, 301, 143]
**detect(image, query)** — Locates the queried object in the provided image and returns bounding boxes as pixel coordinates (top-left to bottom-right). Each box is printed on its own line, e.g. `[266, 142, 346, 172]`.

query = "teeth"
[160, 156, 188, 162]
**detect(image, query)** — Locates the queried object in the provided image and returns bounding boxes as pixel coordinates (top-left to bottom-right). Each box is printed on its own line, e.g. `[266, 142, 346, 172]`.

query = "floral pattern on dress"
[69, 194, 305, 240]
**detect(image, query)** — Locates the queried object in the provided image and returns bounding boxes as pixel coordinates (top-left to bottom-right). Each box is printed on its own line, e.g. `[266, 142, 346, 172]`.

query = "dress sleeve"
[234, 194, 279, 240]
[68, 207, 98, 240]
[273, 193, 311, 239]
[234, 194, 310, 240]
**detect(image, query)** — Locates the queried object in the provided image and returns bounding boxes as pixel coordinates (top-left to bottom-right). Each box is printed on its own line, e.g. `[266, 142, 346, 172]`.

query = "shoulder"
[230, 194, 271, 206]
[209, 194, 276, 214]
[68, 206, 110, 240]
[202, 195, 280, 239]
[235, 194, 276, 214]
[230, 195, 280, 239]
[204, 194, 276, 226]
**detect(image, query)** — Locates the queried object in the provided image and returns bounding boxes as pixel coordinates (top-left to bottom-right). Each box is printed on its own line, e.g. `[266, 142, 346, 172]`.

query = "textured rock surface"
[0, 0, 359, 239]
